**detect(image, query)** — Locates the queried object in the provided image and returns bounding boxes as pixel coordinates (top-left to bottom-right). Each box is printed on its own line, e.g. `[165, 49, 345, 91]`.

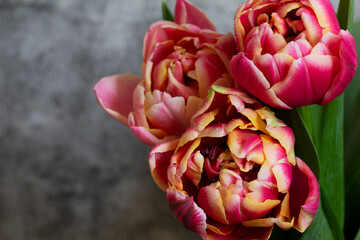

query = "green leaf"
[301, 202, 333, 240]
[297, 106, 314, 140]
[317, 96, 345, 229]
[320, 188, 345, 240]
[272, 108, 320, 178]
[344, 20, 360, 177]
[162, 1, 174, 21]
[343, 20, 360, 240]
[298, 105, 324, 148]
[337, 0, 354, 29]
[345, 154, 360, 239]
[354, 227, 360, 240]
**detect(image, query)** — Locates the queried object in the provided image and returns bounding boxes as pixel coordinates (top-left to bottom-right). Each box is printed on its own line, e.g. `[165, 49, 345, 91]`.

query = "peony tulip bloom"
[94, 0, 237, 146]
[149, 86, 320, 239]
[231, 0, 357, 109]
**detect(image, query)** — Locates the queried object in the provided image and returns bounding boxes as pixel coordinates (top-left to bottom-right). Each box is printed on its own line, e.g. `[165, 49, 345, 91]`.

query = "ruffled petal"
[231, 52, 291, 109]
[149, 139, 179, 191]
[322, 30, 358, 105]
[303, 0, 340, 34]
[174, 0, 216, 31]
[197, 183, 229, 225]
[167, 188, 207, 239]
[145, 96, 189, 135]
[94, 74, 142, 125]
[290, 157, 320, 232]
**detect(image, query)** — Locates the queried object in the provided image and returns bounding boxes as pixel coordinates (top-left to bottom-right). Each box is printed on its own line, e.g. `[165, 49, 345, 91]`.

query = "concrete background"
[0, 0, 359, 240]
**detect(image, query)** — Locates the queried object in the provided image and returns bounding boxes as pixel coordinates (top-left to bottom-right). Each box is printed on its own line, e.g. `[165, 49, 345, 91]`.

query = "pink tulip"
[149, 85, 320, 239]
[231, 0, 357, 109]
[94, 0, 237, 146]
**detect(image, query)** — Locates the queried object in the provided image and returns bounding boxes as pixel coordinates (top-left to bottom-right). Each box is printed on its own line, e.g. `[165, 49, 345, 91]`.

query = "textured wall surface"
[0, 0, 358, 240]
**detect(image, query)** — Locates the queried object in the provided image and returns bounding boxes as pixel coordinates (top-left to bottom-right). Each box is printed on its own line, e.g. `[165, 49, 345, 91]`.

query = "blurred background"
[0, 0, 359, 239]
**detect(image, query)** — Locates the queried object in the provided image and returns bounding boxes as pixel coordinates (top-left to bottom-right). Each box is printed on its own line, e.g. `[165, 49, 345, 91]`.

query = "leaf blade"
[162, 1, 174, 21]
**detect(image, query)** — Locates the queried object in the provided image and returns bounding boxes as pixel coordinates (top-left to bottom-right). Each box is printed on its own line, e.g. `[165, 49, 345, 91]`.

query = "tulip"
[149, 85, 320, 239]
[94, 0, 237, 146]
[231, 0, 357, 109]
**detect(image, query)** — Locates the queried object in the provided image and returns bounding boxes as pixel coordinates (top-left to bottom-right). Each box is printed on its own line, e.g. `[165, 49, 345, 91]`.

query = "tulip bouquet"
[94, 0, 359, 239]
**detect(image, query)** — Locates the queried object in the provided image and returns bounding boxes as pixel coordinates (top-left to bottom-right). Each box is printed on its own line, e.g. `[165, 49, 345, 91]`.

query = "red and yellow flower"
[150, 86, 320, 239]
[231, 0, 357, 108]
[94, 0, 236, 146]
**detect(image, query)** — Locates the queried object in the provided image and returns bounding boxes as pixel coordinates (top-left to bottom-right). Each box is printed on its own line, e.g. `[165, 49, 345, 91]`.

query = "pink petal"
[247, 180, 278, 202]
[166, 67, 198, 98]
[129, 116, 170, 147]
[145, 96, 189, 135]
[223, 195, 245, 224]
[143, 21, 180, 61]
[279, 39, 313, 59]
[290, 157, 320, 232]
[257, 161, 277, 189]
[313, 31, 340, 56]
[272, 160, 293, 193]
[256, 108, 296, 165]
[242, 27, 262, 59]
[94, 74, 142, 125]
[167, 188, 207, 239]
[197, 184, 228, 225]
[270, 58, 313, 107]
[219, 169, 242, 189]
[296, 7, 323, 46]
[195, 50, 228, 98]
[149, 139, 179, 191]
[152, 58, 171, 91]
[245, 24, 287, 59]
[260, 135, 287, 166]
[185, 96, 203, 122]
[241, 197, 280, 220]
[234, 1, 278, 52]
[150, 40, 175, 67]
[271, 12, 290, 36]
[185, 151, 204, 187]
[272, 52, 341, 106]
[252, 53, 293, 87]
[305, 54, 340, 99]
[174, 0, 216, 31]
[322, 30, 358, 105]
[198, 123, 227, 138]
[261, 135, 292, 192]
[303, 0, 340, 33]
[231, 154, 256, 172]
[214, 32, 238, 74]
[231, 52, 291, 109]
[227, 129, 262, 160]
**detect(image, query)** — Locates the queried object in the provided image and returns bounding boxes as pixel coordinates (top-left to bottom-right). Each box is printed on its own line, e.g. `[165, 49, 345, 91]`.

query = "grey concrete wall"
[0, 0, 358, 240]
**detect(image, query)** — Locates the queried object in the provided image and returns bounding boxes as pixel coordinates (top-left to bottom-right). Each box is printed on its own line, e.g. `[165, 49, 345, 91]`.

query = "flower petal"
[197, 183, 228, 225]
[215, 32, 238, 73]
[242, 197, 280, 220]
[94, 74, 142, 125]
[290, 157, 320, 232]
[149, 139, 179, 191]
[145, 96, 189, 135]
[231, 52, 291, 109]
[174, 0, 216, 31]
[322, 30, 358, 105]
[303, 0, 340, 34]
[167, 188, 207, 239]
[227, 129, 263, 160]
[195, 50, 228, 98]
